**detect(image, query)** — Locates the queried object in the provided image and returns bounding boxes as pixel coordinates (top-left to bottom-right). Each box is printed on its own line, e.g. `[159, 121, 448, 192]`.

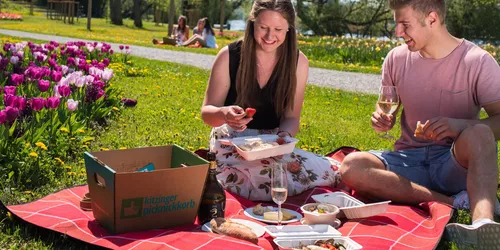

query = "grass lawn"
[0, 33, 499, 249]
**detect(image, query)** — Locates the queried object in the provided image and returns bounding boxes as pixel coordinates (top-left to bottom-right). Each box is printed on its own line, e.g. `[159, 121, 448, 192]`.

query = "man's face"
[394, 6, 431, 52]
[253, 10, 289, 53]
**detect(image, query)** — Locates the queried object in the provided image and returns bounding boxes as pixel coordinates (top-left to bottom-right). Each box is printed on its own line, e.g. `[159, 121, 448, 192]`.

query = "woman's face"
[253, 10, 289, 53]
[198, 20, 204, 30]
[178, 17, 185, 26]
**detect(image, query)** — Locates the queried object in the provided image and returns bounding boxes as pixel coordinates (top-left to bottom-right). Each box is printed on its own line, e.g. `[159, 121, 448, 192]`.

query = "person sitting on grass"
[192, 18, 204, 36]
[181, 17, 218, 48]
[152, 15, 190, 46]
[200, 0, 342, 201]
[338, 0, 500, 248]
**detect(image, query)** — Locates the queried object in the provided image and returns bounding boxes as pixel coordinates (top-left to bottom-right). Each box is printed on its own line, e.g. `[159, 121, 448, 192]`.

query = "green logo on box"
[120, 195, 196, 219]
[120, 198, 144, 219]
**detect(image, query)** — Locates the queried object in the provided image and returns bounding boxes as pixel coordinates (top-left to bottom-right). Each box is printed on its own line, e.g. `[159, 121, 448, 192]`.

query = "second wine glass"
[271, 161, 288, 226]
[377, 86, 399, 139]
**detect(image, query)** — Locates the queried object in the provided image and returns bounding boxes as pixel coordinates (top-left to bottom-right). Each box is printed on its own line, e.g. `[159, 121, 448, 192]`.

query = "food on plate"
[263, 209, 297, 221]
[414, 120, 425, 138]
[210, 218, 259, 244]
[305, 204, 337, 214]
[276, 137, 286, 145]
[245, 108, 257, 118]
[294, 239, 346, 250]
[252, 203, 270, 216]
[238, 140, 279, 151]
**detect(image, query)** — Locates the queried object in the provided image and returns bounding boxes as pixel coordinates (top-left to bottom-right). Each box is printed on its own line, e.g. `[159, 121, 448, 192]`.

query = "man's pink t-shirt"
[382, 39, 500, 151]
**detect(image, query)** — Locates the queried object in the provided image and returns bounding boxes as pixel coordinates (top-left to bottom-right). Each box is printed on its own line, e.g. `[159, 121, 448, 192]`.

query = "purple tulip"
[4, 86, 16, 95]
[46, 97, 60, 109]
[121, 98, 137, 107]
[5, 106, 19, 122]
[119, 45, 124, 50]
[93, 80, 105, 89]
[3, 44, 11, 52]
[103, 58, 110, 66]
[0, 110, 6, 124]
[125, 46, 130, 50]
[58, 85, 71, 97]
[30, 97, 45, 111]
[109, 49, 114, 55]
[67, 57, 75, 66]
[10, 74, 24, 86]
[4, 94, 16, 107]
[38, 79, 50, 92]
[16, 96, 26, 111]
[51, 71, 62, 82]
[42, 66, 51, 77]
[96, 89, 105, 100]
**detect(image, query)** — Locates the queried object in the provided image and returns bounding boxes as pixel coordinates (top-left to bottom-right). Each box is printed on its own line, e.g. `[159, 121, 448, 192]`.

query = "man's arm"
[474, 101, 500, 140]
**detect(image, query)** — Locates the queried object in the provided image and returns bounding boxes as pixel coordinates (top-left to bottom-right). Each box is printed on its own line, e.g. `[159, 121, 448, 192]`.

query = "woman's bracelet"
[277, 130, 292, 137]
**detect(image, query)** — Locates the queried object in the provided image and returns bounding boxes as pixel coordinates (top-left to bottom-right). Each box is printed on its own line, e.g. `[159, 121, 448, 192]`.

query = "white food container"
[300, 203, 340, 225]
[312, 192, 390, 219]
[219, 134, 298, 161]
[274, 236, 363, 250]
[264, 224, 341, 238]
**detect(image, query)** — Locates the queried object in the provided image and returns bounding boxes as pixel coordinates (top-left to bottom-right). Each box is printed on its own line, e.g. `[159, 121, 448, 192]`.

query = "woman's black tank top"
[224, 40, 280, 130]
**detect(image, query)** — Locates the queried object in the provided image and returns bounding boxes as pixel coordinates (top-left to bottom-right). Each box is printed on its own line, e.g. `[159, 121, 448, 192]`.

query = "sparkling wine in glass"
[377, 86, 399, 139]
[271, 162, 288, 226]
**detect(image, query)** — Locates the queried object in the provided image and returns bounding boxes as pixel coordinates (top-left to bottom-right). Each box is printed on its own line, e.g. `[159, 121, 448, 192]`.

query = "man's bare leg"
[453, 124, 498, 221]
[340, 152, 454, 206]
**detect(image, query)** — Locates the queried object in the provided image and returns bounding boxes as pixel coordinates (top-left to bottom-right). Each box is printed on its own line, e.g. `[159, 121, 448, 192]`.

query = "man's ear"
[427, 11, 439, 26]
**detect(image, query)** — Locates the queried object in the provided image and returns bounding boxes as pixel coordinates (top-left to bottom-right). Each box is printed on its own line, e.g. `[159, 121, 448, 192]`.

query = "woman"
[200, 0, 340, 201]
[153, 15, 190, 45]
[181, 17, 217, 48]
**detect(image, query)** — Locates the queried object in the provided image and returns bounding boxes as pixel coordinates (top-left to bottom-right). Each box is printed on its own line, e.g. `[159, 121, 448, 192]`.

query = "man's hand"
[419, 117, 468, 141]
[371, 111, 395, 133]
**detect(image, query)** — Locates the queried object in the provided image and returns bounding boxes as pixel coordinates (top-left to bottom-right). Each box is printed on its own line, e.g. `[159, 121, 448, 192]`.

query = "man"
[340, 0, 500, 248]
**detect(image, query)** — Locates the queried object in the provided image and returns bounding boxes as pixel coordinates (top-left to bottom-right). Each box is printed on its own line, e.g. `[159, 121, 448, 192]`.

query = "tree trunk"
[219, 0, 224, 34]
[110, 0, 123, 25]
[154, 5, 160, 26]
[168, 0, 175, 36]
[87, 0, 92, 30]
[30, 0, 34, 15]
[133, 0, 143, 28]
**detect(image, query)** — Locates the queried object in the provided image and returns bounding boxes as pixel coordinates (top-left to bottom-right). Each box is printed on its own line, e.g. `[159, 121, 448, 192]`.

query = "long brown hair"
[235, 0, 298, 116]
[178, 15, 187, 33]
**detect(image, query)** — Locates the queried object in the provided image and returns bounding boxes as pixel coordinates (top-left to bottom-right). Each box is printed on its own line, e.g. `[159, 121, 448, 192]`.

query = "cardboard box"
[84, 145, 209, 234]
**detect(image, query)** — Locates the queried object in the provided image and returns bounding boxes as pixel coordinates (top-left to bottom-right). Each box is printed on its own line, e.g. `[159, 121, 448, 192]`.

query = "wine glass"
[271, 161, 288, 226]
[377, 86, 399, 139]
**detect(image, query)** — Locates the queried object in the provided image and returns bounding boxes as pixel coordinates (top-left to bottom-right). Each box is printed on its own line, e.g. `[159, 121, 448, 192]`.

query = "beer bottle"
[198, 152, 226, 224]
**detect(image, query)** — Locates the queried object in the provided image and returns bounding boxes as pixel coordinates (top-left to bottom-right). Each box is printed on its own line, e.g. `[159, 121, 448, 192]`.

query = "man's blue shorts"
[368, 145, 467, 196]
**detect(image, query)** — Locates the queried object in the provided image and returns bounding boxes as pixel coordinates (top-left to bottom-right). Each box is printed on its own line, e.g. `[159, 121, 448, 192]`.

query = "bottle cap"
[207, 152, 216, 161]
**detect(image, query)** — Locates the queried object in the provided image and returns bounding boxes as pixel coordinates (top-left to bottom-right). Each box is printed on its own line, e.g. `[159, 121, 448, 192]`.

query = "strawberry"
[276, 138, 286, 145]
[245, 107, 256, 118]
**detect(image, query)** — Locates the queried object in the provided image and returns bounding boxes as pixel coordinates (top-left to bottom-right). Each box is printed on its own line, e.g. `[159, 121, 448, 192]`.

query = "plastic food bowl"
[219, 135, 298, 161]
[300, 203, 340, 225]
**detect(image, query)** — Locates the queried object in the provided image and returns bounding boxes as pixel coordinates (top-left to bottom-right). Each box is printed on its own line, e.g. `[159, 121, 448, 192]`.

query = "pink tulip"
[67, 99, 78, 111]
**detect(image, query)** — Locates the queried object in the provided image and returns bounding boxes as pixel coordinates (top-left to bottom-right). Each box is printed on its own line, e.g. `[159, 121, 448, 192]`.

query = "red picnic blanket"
[4, 185, 452, 249]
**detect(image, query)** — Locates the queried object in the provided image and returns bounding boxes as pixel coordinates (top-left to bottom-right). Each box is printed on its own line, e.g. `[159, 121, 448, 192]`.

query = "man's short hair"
[389, 0, 446, 23]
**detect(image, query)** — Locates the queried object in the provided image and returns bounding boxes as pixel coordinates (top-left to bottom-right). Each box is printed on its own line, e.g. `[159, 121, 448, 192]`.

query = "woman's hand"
[223, 106, 253, 132]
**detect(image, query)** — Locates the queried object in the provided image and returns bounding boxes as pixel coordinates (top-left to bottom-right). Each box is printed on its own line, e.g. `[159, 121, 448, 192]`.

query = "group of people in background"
[152, 16, 217, 49]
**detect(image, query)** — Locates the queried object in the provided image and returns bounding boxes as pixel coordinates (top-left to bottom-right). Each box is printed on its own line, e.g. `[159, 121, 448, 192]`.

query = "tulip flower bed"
[0, 40, 122, 191]
[0, 12, 22, 21]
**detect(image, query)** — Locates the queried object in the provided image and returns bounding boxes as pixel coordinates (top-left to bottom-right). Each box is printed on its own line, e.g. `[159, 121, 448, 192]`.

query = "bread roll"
[414, 121, 425, 138]
[210, 218, 259, 244]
